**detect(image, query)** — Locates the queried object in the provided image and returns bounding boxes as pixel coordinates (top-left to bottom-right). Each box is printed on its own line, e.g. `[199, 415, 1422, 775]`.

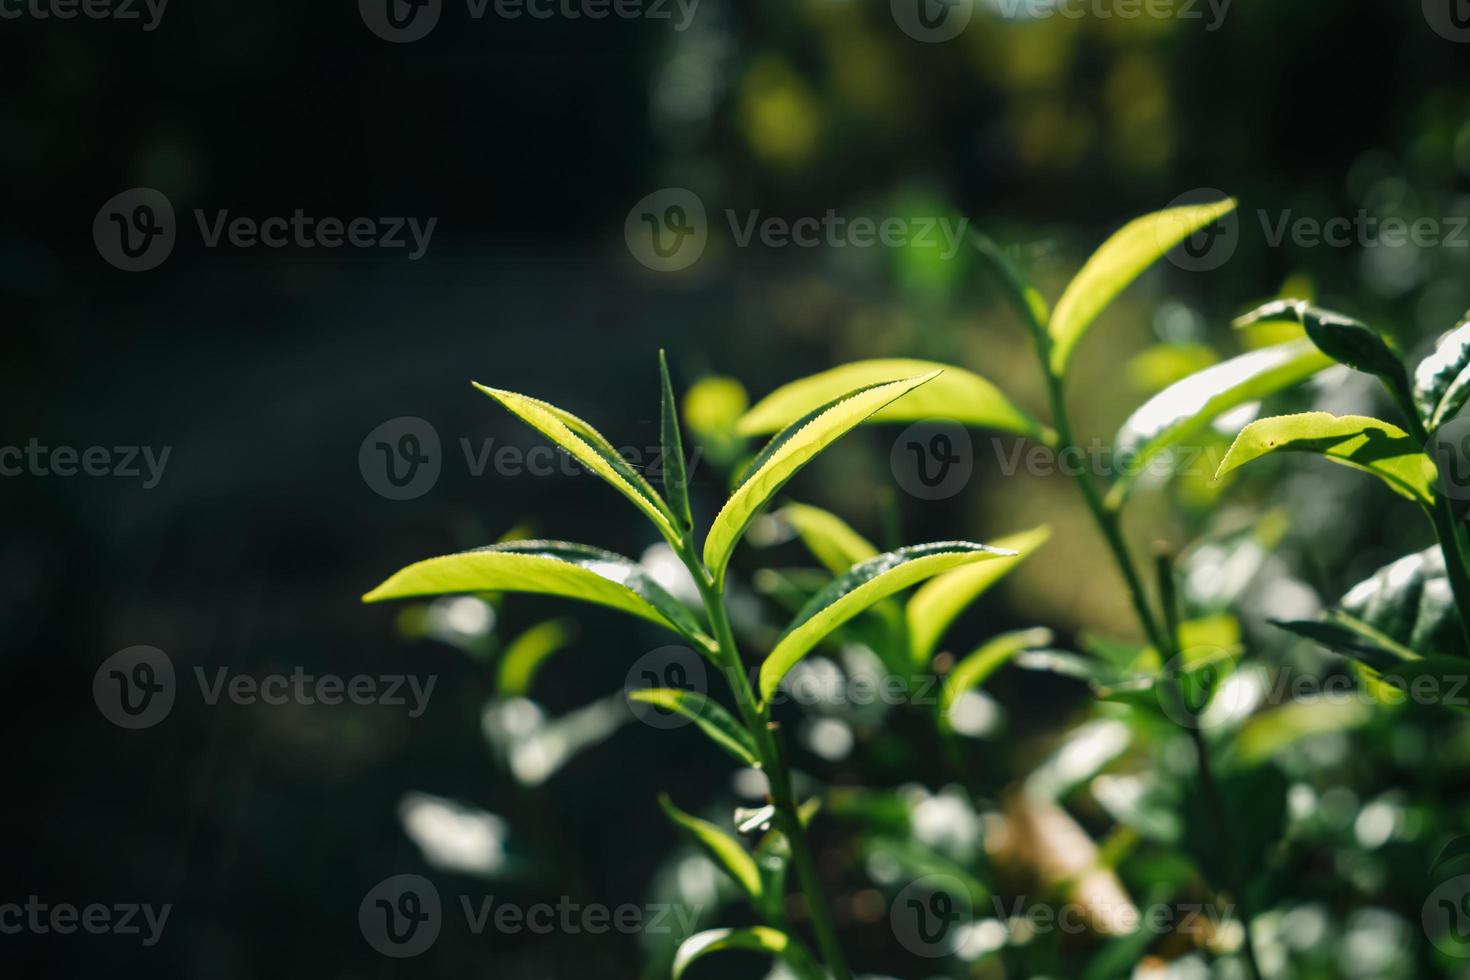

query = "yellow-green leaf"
[781, 502, 880, 577]
[659, 796, 763, 901]
[906, 525, 1052, 666]
[759, 541, 1016, 704]
[941, 627, 1053, 717]
[705, 372, 940, 587]
[473, 383, 679, 542]
[1049, 199, 1238, 376]
[364, 540, 710, 644]
[736, 359, 1047, 440]
[673, 927, 820, 980]
[630, 690, 760, 767]
[497, 618, 576, 698]
[1108, 340, 1334, 506]
[1215, 412, 1437, 506]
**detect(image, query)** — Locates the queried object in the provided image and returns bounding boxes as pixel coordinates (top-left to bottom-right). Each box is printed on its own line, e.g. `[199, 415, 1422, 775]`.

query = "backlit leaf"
[759, 541, 1015, 704]
[1414, 314, 1470, 430]
[906, 524, 1052, 666]
[673, 927, 821, 980]
[629, 690, 760, 767]
[659, 796, 763, 901]
[659, 351, 695, 532]
[1215, 413, 1437, 505]
[705, 372, 940, 586]
[497, 618, 576, 698]
[1049, 199, 1237, 375]
[364, 540, 711, 645]
[1109, 341, 1333, 505]
[736, 359, 1047, 440]
[780, 502, 880, 577]
[473, 384, 680, 542]
[941, 627, 1054, 716]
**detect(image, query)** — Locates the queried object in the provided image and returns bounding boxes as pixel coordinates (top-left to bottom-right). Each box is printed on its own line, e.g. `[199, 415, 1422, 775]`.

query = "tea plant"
[363, 354, 1039, 979]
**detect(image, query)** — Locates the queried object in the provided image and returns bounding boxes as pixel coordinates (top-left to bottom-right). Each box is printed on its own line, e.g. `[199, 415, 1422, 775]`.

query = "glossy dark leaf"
[1413, 314, 1470, 430]
[659, 351, 695, 533]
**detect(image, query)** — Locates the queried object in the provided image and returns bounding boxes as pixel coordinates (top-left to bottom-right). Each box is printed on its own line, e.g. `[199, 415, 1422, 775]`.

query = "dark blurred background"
[6, 0, 1470, 976]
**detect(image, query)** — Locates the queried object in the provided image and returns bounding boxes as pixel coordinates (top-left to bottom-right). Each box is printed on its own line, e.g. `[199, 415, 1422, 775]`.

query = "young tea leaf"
[659, 351, 695, 532]
[364, 540, 712, 646]
[629, 689, 761, 767]
[705, 372, 941, 587]
[759, 541, 1016, 704]
[1108, 340, 1334, 506]
[941, 627, 1054, 717]
[1286, 302, 1406, 386]
[781, 502, 880, 577]
[1215, 413, 1437, 506]
[473, 384, 680, 543]
[673, 927, 821, 980]
[736, 359, 1048, 440]
[906, 524, 1052, 666]
[659, 796, 764, 902]
[1414, 314, 1470, 430]
[497, 618, 577, 698]
[1048, 198, 1237, 376]
[973, 232, 1050, 343]
[1339, 547, 1464, 658]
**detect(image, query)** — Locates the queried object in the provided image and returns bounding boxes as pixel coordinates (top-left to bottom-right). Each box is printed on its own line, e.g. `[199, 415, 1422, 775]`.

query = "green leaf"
[973, 232, 1050, 342]
[941, 627, 1053, 717]
[1236, 699, 1372, 764]
[1414, 314, 1470, 430]
[628, 690, 761, 767]
[906, 524, 1052, 666]
[1215, 412, 1437, 505]
[659, 796, 763, 901]
[780, 502, 880, 577]
[705, 372, 941, 587]
[673, 927, 821, 980]
[1244, 300, 1406, 386]
[1108, 340, 1334, 505]
[759, 541, 1016, 704]
[735, 359, 1047, 440]
[364, 540, 712, 647]
[1339, 547, 1464, 658]
[472, 383, 680, 543]
[659, 351, 695, 532]
[1048, 198, 1238, 375]
[496, 618, 576, 698]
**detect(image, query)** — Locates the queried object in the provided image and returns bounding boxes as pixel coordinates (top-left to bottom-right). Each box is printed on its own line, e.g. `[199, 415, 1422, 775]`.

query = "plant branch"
[677, 538, 854, 980]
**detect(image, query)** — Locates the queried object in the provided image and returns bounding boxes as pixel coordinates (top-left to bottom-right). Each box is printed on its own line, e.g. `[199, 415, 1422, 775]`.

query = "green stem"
[1033, 341, 1260, 980]
[1156, 553, 1265, 980]
[1385, 381, 1470, 656]
[678, 538, 854, 980]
